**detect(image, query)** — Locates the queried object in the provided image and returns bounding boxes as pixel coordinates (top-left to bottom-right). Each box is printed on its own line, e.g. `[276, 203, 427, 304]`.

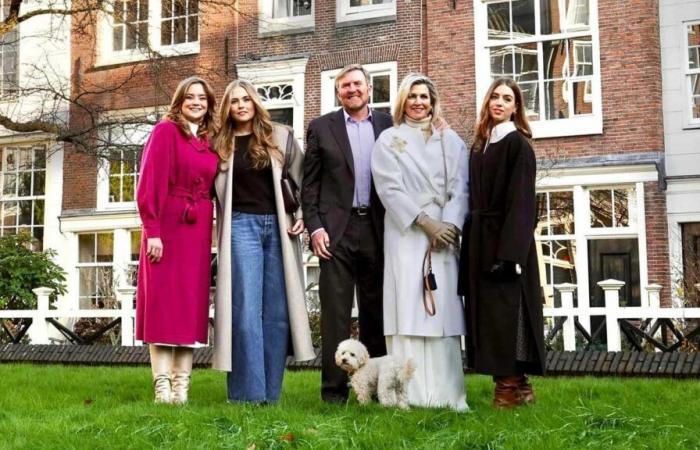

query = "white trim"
[95, 1, 200, 67]
[474, 0, 603, 138]
[237, 58, 308, 143]
[258, 0, 314, 35]
[537, 163, 658, 189]
[60, 211, 141, 233]
[336, 0, 395, 25]
[320, 61, 398, 115]
[683, 20, 700, 128]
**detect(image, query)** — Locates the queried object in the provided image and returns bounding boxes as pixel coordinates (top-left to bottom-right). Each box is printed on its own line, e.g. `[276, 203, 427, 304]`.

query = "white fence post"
[646, 284, 662, 310]
[597, 279, 625, 352]
[28, 287, 54, 344]
[554, 283, 577, 351]
[117, 286, 137, 346]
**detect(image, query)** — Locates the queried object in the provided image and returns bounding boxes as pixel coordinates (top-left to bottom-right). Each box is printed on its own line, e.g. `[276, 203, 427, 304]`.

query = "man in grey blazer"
[302, 64, 393, 403]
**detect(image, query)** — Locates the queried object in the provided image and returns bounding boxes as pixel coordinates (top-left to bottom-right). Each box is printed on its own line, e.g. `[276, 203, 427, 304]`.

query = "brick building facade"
[42, 1, 677, 328]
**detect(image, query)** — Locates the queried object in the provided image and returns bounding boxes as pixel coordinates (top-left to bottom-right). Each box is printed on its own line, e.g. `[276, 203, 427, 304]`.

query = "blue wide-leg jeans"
[227, 212, 290, 403]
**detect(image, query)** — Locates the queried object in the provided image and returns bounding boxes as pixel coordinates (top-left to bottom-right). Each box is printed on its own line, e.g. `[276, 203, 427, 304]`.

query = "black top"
[231, 134, 276, 214]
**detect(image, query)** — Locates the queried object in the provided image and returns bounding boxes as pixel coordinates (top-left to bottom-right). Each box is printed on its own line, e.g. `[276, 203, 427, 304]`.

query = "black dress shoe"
[322, 395, 348, 404]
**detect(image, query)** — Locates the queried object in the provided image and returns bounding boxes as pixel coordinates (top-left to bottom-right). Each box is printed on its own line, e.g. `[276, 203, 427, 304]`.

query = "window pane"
[487, 1, 510, 40]
[293, 0, 311, 16]
[4, 149, 16, 169]
[490, 45, 513, 78]
[174, 0, 186, 17]
[34, 148, 46, 169]
[79, 267, 96, 297]
[188, 15, 198, 42]
[550, 191, 575, 235]
[2, 173, 15, 195]
[512, 0, 535, 38]
[1, 201, 17, 227]
[32, 227, 43, 250]
[590, 189, 613, 228]
[613, 189, 630, 227]
[691, 74, 700, 119]
[564, 0, 589, 31]
[539, 0, 562, 35]
[174, 18, 186, 44]
[96, 233, 114, 262]
[122, 175, 136, 202]
[543, 39, 567, 80]
[681, 222, 700, 305]
[32, 170, 45, 196]
[33, 200, 44, 226]
[162, 0, 172, 18]
[161, 20, 172, 46]
[573, 80, 593, 115]
[268, 108, 294, 127]
[18, 172, 31, 196]
[139, 0, 148, 19]
[570, 38, 592, 77]
[113, 27, 124, 51]
[372, 75, 390, 103]
[131, 230, 142, 262]
[114, 0, 125, 23]
[513, 42, 538, 83]
[126, 0, 137, 22]
[544, 79, 568, 119]
[79, 234, 96, 263]
[539, 239, 577, 306]
[520, 81, 540, 121]
[17, 149, 32, 169]
[18, 200, 31, 225]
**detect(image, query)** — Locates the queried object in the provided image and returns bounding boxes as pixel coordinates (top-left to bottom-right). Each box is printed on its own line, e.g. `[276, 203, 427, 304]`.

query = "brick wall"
[645, 180, 672, 306]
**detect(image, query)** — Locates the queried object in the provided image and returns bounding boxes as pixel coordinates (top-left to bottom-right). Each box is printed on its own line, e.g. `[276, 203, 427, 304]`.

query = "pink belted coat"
[135, 120, 218, 344]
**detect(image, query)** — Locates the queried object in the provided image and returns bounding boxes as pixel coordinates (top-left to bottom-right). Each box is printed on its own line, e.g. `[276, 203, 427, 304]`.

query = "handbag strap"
[422, 245, 436, 316]
[282, 130, 293, 179]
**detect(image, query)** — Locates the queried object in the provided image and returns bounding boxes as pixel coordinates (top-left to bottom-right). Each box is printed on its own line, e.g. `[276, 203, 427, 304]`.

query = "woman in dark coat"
[458, 77, 545, 409]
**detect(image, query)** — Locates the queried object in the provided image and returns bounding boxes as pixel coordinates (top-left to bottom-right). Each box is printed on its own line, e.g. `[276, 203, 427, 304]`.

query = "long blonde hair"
[392, 73, 446, 128]
[212, 79, 283, 168]
[163, 76, 217, 139]
[473, 77, 532, 151]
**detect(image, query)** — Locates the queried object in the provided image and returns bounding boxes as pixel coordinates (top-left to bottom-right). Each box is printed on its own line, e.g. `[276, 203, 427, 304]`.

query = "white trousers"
[386, 335, 468, 411]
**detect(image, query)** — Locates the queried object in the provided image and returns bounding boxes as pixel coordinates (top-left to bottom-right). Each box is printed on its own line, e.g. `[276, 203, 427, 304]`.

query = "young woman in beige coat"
[211, 80, 315, 403]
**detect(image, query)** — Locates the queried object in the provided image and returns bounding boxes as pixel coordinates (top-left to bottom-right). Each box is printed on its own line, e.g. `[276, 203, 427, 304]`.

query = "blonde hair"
[163, 76, 217, 139]
[473, 77, 532, 151]
[212, 79, 283, 169]
[334, 64, 371, 91]
[392, 73, 446, 128]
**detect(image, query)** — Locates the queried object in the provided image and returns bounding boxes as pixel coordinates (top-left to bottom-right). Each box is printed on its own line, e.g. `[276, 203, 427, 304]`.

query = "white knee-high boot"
[172, 347, 194, 405]
[149, 344, 173, 404]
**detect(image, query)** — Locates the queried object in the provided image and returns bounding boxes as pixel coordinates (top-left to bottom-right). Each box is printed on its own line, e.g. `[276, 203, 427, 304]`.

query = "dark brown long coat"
[457, 129, 546, 376]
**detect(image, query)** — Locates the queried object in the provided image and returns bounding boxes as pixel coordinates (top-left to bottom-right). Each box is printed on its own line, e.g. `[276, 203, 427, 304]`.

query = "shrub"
[0, 234, 67, 309]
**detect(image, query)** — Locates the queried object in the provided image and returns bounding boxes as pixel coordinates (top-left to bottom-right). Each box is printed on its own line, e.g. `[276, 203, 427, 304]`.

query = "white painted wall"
[660, 0, 700, 304]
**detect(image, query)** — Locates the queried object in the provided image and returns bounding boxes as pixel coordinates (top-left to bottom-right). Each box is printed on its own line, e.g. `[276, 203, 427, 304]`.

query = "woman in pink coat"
[136, 76, 218, 404]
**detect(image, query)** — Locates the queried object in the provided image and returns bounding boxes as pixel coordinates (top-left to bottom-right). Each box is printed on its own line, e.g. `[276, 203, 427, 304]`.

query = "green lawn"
[1, 365, 699, 449]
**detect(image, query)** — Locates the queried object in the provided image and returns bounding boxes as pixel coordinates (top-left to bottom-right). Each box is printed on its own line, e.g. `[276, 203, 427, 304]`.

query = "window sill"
[259, 16, 314, 37]
[336, 13, 396, 28]
[531, 115, 603, 139]
[259, 25, 314, 38]
[681, 121, 700, 130]
[95, 42, 200, 68]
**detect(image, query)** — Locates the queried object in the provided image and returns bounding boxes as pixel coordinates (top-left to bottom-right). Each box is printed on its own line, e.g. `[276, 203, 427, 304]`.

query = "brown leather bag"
[280, 131, 300, 214]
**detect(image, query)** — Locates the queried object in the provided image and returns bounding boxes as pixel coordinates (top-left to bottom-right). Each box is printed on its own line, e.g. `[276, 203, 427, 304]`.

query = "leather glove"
[415, 212, 459, 248]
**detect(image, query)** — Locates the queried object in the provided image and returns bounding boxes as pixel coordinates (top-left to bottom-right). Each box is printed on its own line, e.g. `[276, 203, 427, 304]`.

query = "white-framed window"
[536, 164, 658, 332]
[0, 0, 19, 98]
[337, 0, 395, 26]
[258, 0, 314, 35]
[128, 229, 141, 286]
[474, 0, 602, 138]
[97, 109, 158, 209]
[320, 61, 397, 115]
[0, 145, 46, 250]
[237, 58, 308, 143]
[97, 0, 200, 66]
[77, 232, 115, 309]
[684, 21, 700, 126]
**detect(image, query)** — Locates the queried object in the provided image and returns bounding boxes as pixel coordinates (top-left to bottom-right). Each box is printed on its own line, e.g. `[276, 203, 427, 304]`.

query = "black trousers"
[319, 213, 386, 401]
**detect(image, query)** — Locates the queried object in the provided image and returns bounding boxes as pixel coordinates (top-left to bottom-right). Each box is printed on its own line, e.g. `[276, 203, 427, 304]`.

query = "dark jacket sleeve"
[496, 135, 537, 266]
[301, 119, 324, 234]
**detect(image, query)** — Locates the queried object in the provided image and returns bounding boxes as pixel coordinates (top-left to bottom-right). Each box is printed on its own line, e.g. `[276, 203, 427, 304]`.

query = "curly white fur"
[335, 339, 415, 409]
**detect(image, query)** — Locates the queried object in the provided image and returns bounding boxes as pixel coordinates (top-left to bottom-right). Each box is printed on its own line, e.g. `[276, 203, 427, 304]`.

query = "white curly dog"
[335, 338, 415, 409]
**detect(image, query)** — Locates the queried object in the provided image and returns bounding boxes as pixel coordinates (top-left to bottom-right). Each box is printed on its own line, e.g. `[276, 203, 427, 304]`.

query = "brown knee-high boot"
[149, 345, 173, 404]
[172, 347, 194, 405]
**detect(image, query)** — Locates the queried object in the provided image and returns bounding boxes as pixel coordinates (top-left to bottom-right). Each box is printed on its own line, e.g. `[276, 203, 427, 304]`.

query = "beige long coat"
[212, 124, 316, 371]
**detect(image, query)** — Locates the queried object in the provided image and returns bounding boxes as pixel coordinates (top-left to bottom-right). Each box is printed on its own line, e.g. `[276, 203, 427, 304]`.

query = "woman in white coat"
[371, 73, 470, 410]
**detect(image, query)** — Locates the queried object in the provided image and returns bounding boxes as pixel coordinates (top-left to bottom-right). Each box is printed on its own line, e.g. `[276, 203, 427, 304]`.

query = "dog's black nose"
[342, 358, 347, 363]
